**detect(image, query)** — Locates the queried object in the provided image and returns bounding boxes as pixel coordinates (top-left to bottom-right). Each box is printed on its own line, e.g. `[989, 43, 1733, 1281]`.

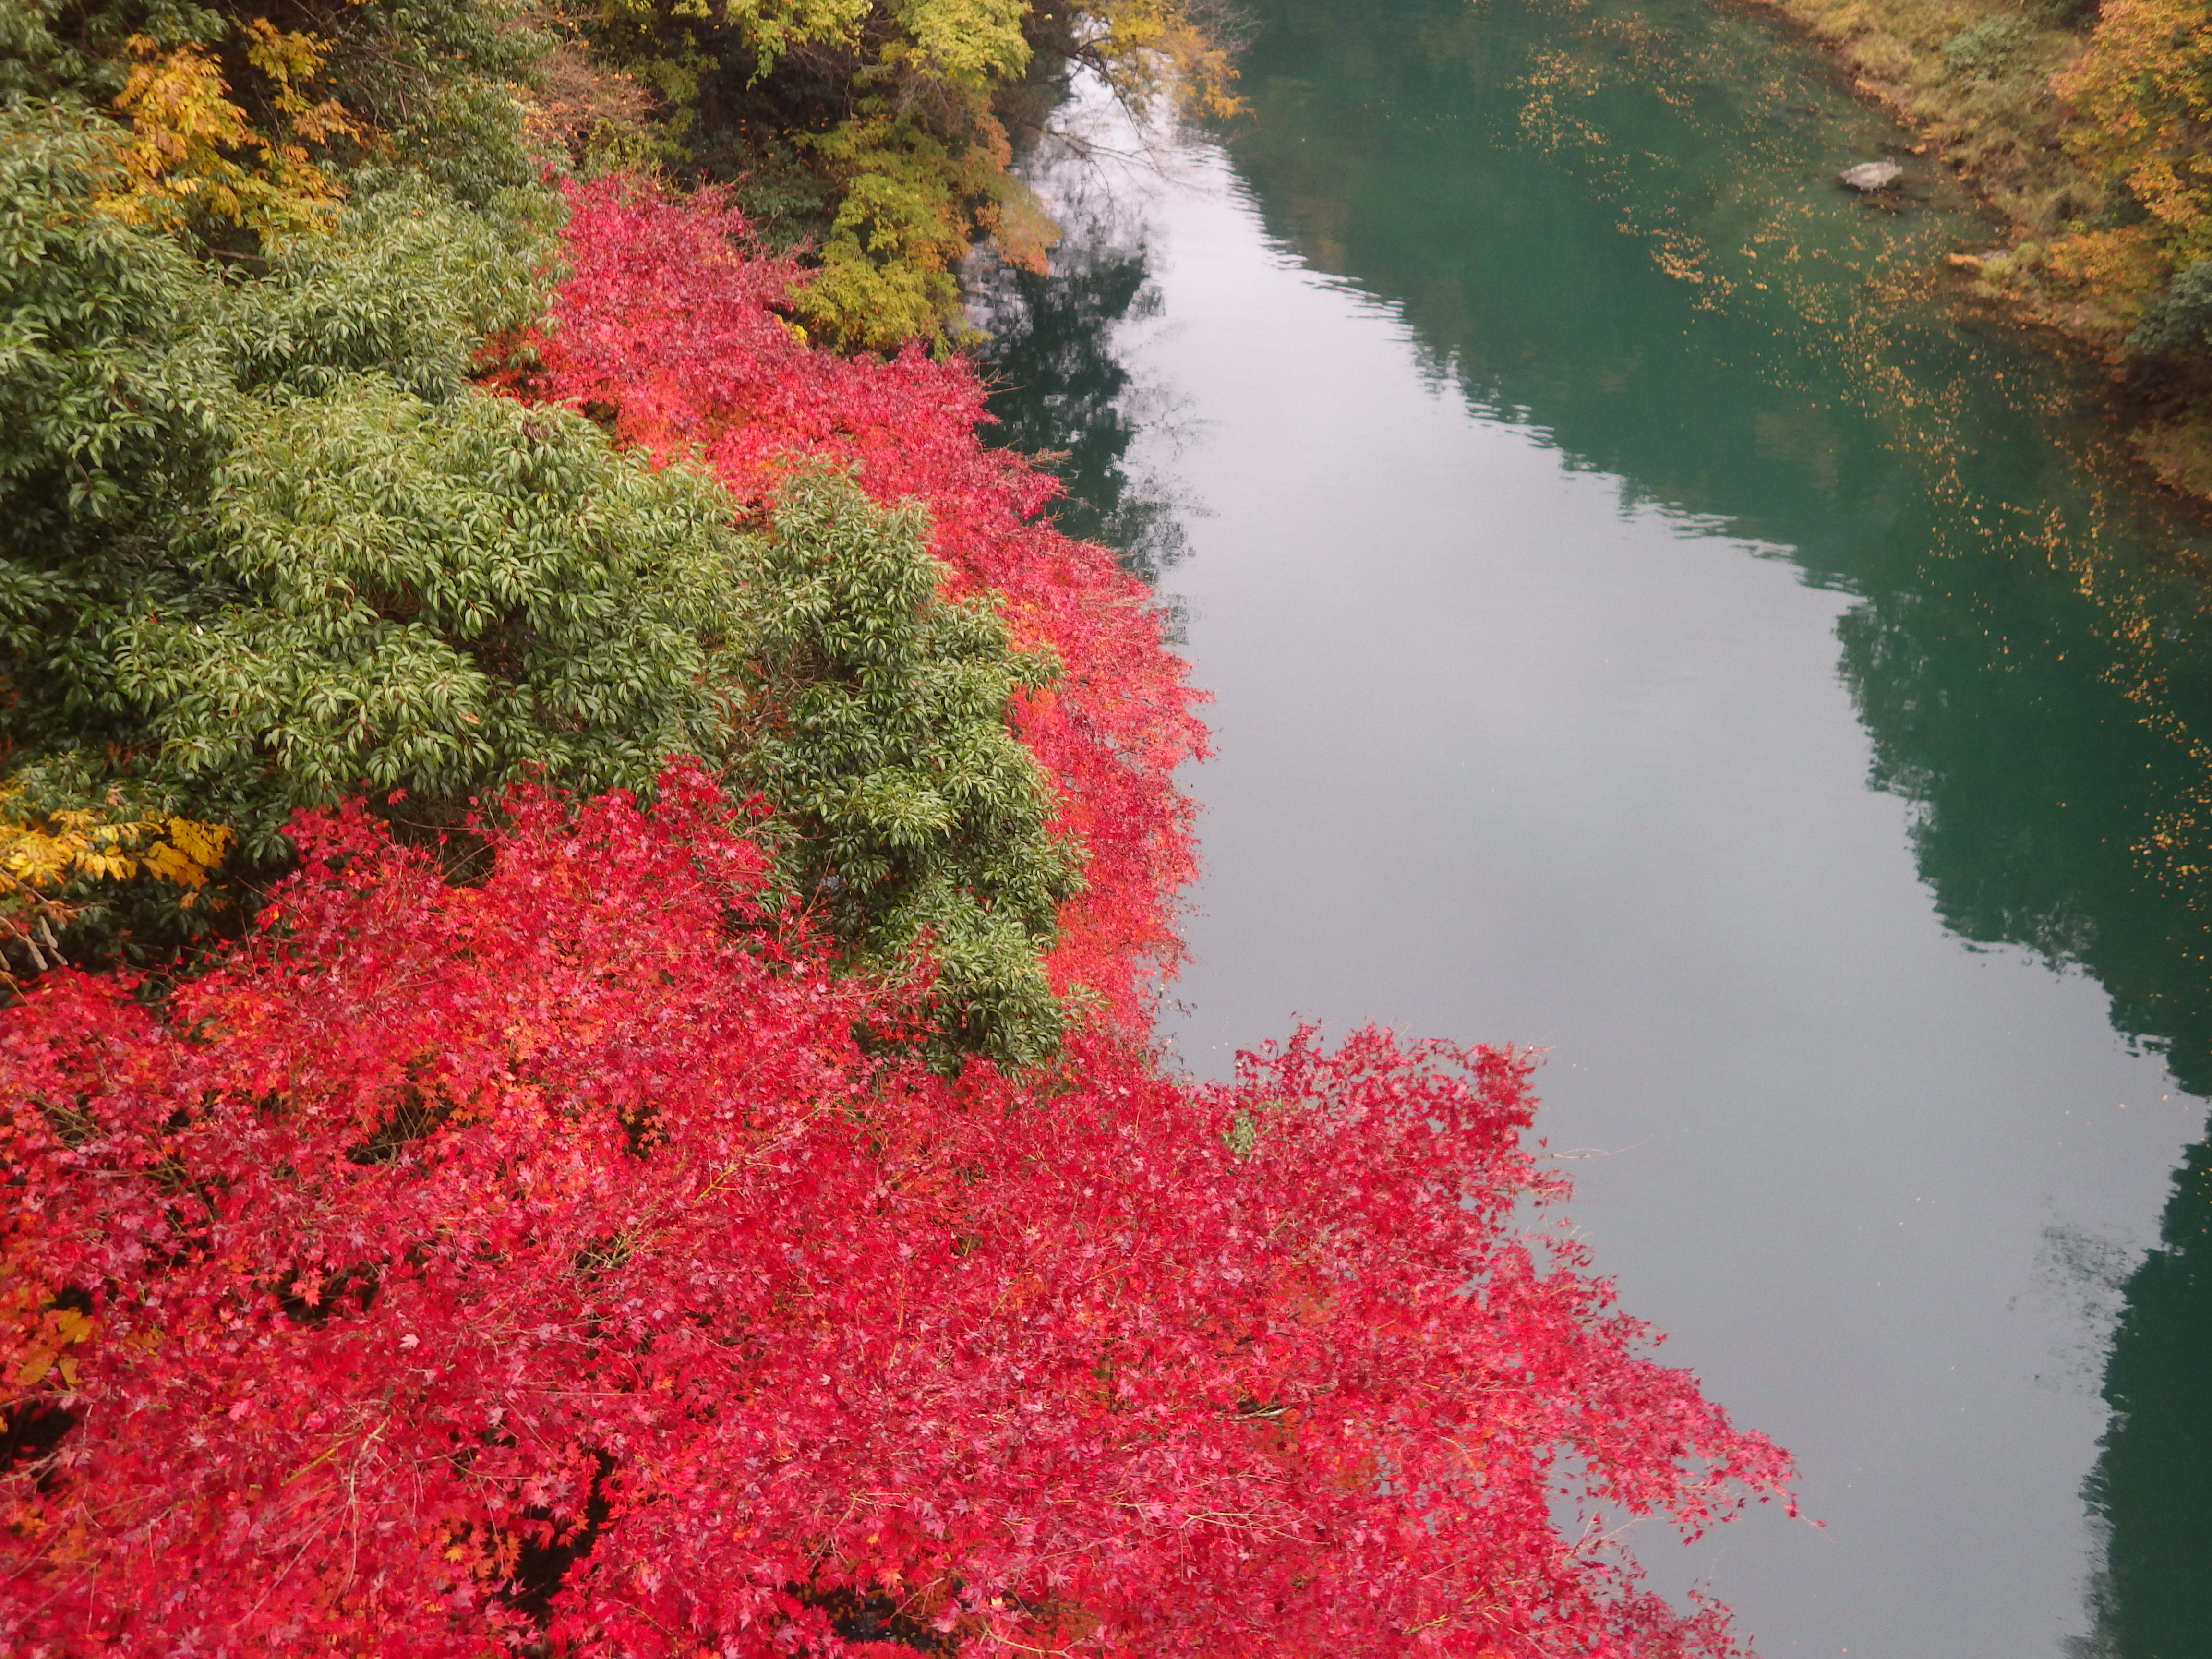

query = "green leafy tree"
[2, 107, 745, 952]
[2132, 256, 2212, 358]
[111, 377, 746, 855]
[733, 469, 1081, 1067]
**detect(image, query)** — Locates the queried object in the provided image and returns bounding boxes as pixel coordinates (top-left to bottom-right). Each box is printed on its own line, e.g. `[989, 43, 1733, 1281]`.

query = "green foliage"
[573, 0, 1043, 350]
[801, 106, 1036, 349]
[1941, 15, 2032, 77]
[0, 107, 225, 588]
[2131, 257, 2212, 359]
[0, 0, 226, 108]
[733, 469, 1081, 1067]
[0, 0, 1232, 349]
[573, 0, 1235, 351]
[118, 379, 745, 856]
[223, 181, 561, 400]
[2, 105, 744, 878]
[326, 0, 550, 205]
[0, 109, 559, 611]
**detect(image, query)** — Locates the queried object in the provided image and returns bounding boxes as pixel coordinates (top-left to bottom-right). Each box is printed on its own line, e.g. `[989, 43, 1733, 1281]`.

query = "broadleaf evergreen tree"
[733, 469, 1081, 1067]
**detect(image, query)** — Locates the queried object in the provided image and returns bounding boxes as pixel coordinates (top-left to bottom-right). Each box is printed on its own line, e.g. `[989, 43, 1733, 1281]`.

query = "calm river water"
[979, 0, 2212, 1653]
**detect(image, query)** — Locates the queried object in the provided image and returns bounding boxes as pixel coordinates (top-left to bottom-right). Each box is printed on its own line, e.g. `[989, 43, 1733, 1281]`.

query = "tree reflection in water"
[969, 133, 1198, 589]
[2079, 1139, 2212, 1658]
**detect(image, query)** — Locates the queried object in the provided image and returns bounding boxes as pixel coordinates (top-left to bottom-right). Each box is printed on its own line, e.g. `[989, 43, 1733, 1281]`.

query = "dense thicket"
[2, 113, 734, 860]
[562, 0, 1238, 348]
[0, 0, 1228, 349]
[1, 0, 545, 226]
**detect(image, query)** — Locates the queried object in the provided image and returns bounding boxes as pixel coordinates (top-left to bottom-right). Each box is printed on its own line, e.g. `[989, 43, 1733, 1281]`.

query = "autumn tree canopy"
[1, 773, 1794, 1657]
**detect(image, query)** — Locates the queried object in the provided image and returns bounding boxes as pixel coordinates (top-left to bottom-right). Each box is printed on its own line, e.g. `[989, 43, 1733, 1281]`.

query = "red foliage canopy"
[1, 774, 1791, 1656]
[499, 178, 1209, 1032]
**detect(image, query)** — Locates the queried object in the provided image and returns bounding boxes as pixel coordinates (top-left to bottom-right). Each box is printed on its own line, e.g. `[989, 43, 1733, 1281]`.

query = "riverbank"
[1748, 0, 2212, 501]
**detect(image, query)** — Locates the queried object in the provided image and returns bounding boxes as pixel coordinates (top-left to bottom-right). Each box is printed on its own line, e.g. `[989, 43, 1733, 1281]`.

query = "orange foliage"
[2057, 0, 2212, 274]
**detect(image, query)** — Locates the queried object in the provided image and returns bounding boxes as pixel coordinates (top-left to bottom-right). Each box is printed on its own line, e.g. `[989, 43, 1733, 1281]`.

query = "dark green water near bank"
[983, 0, 2212, 1651]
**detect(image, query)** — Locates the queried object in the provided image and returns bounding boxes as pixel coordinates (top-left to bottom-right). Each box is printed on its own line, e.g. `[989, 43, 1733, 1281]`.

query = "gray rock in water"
[1839, 159, 1904, 191]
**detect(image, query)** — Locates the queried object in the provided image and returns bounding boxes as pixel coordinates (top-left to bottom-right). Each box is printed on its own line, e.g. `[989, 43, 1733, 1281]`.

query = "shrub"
[1942, 15, 2033, 77]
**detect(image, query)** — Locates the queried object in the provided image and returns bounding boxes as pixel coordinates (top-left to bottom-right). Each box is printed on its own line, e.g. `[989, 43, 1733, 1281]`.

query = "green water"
[983, 0, 2212, 1650]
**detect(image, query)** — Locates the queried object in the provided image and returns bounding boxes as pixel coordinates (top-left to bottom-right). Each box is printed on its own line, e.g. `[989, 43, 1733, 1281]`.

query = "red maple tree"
[1, 773, 1791, 1655]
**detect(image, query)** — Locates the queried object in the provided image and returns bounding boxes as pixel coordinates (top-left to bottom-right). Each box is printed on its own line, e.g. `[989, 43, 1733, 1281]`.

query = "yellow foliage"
[797, 105, 1010, 349]
[986, 175, 1060, 275]
[2056, 0, 2212, 262]
[2045, 224, 2170, 313]
[718, 0, 876, 72]
[15, 1306, 95, 1391]
[99, 20, 364, 239]
[240, 18, 364, 147]
[880, 0, 1031, 87]
[1083, 0, 1244, 119]
[0, 793, 234, 978]
[1, 795, 235, 897]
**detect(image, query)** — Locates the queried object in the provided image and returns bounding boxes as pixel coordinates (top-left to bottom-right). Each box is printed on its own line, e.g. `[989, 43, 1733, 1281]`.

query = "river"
[974, 0, 2212, 1653]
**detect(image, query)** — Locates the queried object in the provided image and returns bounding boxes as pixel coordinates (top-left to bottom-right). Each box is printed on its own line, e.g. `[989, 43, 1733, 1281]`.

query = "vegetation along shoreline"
[1744, 0, 2212, 501]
